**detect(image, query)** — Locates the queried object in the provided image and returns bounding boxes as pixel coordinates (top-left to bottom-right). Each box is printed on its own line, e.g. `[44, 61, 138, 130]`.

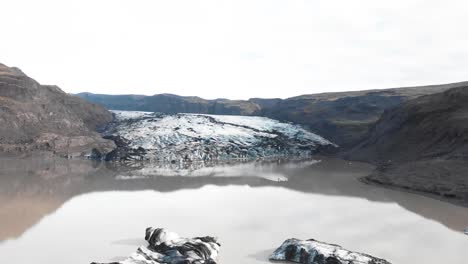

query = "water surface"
[0, 157, 467, 264]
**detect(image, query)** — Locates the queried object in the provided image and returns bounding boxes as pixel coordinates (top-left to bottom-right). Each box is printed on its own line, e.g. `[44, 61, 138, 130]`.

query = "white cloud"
[1, 0, 468, 99]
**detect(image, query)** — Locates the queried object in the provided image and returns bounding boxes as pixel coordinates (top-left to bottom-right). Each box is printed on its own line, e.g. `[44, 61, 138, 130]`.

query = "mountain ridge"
[77, 81, 459, 147]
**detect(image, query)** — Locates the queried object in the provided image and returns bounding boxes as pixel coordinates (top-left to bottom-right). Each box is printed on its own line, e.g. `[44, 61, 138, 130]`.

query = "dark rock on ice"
[92, 227, 220, 264]
[270, 238, 391, 264]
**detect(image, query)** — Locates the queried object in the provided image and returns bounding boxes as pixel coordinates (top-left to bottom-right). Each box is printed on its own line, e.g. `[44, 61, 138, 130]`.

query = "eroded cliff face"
[0, 63, 115, 157]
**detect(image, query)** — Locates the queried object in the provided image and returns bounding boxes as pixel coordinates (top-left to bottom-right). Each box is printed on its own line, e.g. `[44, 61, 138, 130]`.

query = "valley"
[0, 62, 467, 264]
[3, 1, 468, 263]
[77, 80, 468, 206]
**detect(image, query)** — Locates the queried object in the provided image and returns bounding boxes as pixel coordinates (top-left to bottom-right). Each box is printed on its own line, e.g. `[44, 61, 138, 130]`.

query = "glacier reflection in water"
[0, 157, 467, 264]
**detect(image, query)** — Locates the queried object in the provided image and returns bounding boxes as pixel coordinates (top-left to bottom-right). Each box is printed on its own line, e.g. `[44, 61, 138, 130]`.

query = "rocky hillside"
[77, 82, 460, 147]
[259, 84, 461, 147]
[0, 63, 115, 157]
[347, 86, 468, 203]
[348, 87, 468, 162]
[103, 111, 336, 162]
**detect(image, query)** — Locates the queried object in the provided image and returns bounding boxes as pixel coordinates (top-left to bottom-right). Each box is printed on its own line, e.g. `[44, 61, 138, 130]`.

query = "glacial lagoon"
[0, 157, 467, 264]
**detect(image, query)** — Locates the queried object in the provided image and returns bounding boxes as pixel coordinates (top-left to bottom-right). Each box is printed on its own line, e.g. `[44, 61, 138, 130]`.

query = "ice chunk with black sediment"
[270, 238, 391, 264]
[92, 227, 220, 264]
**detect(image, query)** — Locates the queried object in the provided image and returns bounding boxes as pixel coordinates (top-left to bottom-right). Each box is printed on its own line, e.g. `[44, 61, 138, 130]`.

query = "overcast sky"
[1, 0, 468, 99]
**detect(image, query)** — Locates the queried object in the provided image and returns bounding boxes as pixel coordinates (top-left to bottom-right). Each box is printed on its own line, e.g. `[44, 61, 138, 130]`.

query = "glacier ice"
[103, 111, 337, 162]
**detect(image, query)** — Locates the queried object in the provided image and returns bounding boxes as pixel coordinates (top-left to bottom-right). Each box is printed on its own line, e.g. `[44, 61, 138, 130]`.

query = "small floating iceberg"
[270, 238, 391, 264]
[92, 227, 220, 264]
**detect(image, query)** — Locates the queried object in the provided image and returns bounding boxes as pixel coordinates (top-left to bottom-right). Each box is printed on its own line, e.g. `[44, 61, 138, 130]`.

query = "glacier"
[103, 111, 336, 162]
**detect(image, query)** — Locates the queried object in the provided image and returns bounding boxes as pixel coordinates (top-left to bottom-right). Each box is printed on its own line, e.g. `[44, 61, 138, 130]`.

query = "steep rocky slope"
[347, 86, 468, 203]
[77, 82, 459, 147]
[0, 63, 115, 157]
[348, 87, 468, 162]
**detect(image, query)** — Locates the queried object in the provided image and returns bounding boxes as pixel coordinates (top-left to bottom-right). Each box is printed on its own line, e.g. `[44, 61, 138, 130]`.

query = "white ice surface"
[109, 111, 335, 162]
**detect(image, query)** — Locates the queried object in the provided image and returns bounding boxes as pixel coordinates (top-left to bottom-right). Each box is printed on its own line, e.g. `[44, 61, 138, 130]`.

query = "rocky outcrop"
[270, 238, 391, 264]
[0, 63, 115, 157]
[92, 228, 220, 264]
[103, 111, 336, 162]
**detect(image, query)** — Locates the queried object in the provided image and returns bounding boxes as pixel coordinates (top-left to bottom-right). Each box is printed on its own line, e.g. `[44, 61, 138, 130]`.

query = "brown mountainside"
[0, 63, 115, 157]
[346, 86, 468, 203]
[348, 86, 468, 162]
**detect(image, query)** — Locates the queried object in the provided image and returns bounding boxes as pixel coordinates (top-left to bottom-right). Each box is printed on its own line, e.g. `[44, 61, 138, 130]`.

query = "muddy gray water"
[0, 157, 467, 264]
